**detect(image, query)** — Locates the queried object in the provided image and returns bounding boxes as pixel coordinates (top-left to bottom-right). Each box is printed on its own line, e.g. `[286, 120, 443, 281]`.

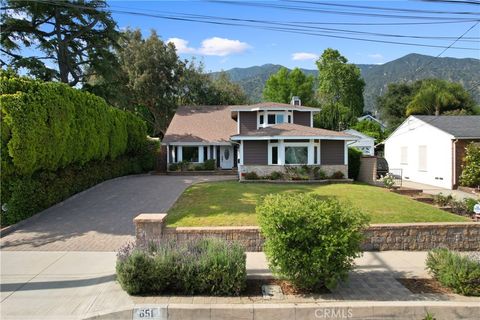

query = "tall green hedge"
[1, 73, 153, 225]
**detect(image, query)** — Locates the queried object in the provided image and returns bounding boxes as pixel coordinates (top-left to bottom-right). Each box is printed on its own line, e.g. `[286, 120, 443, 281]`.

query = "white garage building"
[384, 115, 480, 189]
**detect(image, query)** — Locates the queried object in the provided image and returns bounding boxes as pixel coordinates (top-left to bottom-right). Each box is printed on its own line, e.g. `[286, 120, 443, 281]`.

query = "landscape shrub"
[257, 193, 369, 291]
[313, 167, 327, 180]
[284, 166, 310, 180]
[116, 238, 246, 296]
[0, 73, 151, 225]
[426, 248, 480, 296]
[348, 148, 362, 180]
[432, 193, 453, 207]
[203, 159, 216, 170]
[330, 171, 345, 179]
[244, 172, 260, 180]
[383, 173, 395, 189]
[269, 171, 284, 180]
[460, 143, 480, 188]
[432, 193, 478, 217]
[168, 163, 179, 171]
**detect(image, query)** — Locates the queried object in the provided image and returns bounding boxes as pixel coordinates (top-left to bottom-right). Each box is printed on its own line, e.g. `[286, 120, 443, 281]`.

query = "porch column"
[278, 139, 285, 165]
[344, 141, 348, 165]
[166, 145, 170, 165]
[308, 139, 314, 165]
[213, 145, 217, 160]
[198, 145, 204, 163]
[177, 146, 183, 162]
[239, 141, 244, 165]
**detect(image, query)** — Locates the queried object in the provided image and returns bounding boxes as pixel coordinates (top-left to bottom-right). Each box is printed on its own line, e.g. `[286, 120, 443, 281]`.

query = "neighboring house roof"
[231, 123, 356, 140]
[162, 105, 236, 144]
[357, 114, 386, 128]
[343, 129, 375, 141]
[231, 102, 318, 112]
[413, 115, 480, 139]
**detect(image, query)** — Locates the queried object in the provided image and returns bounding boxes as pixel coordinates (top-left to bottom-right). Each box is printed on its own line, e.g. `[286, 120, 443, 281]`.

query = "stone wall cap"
[369, 222, 478, 227]
[167, 226, 260, 231]
[134, 213, 167, 223]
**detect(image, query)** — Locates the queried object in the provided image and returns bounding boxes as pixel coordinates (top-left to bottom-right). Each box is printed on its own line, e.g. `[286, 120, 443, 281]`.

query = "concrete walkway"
[402, 181, 479, 200]
[1, 251, 479, 320]
[0, 175, 234, 252]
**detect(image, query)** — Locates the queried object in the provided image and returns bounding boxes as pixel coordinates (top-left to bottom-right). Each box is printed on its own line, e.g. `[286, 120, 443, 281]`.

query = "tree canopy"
[406, 79, 475, 116]
[377, 79, 477, 130]
[353, 120, 385, 142]
[262, 67, 315, 106]
[1, 0, 119, 86]
[316, 48, 365, 116]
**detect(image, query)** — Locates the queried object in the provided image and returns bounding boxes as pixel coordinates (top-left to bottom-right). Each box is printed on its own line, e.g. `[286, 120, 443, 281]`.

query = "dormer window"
[258, 110, 293, 128]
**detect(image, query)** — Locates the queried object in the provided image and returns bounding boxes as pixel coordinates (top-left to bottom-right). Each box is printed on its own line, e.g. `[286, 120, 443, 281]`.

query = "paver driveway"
[0, 174, 234, 251]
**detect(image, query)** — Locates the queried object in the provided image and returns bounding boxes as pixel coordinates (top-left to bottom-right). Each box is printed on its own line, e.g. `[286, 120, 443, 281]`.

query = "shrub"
[244, 172, 260, 180]
[116, 238, 246, 296]
[330, 171, 345, 179]
[0, 73, 151, 225]
[269, 171, 284, 180]
[426, 248, 480, 296]
[169, 163, 179, 171]
[348, 148, 362, 180]
[383, 173, 395, 189]
[460, 143, 480, 188]
[257, 193, 369, 291]
[464, 198, 479, 214]
[2, 150, 155, 225]
[203, 159, 216, 170]
[313, 167, 327, 180]
[432, 193, 453, 207]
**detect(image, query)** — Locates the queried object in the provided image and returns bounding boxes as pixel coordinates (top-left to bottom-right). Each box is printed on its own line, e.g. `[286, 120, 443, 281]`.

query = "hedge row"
[3, 146, 156, 225]
[1, 73, 147, 176]
[1, 73, 154, 225]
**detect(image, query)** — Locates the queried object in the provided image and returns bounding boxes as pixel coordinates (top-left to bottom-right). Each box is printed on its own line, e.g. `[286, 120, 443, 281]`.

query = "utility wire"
[29, 0, 480, 51]
[415, 21, 479, 73]
[211, 1, 480, 21]
[287, 0, 480, 16]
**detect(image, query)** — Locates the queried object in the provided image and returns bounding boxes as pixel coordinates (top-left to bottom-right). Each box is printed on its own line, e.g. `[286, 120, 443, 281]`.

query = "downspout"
[453, 139, 458, 189]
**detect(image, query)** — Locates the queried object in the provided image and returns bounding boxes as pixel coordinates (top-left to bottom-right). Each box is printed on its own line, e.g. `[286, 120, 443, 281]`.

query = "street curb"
[82, 301, 480, 320]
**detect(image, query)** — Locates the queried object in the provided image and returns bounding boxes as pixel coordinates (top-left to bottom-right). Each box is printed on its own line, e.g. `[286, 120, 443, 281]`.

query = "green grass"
[166, 181, 469, 227]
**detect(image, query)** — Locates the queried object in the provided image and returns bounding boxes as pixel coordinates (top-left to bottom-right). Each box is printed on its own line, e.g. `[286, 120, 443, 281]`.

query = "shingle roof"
[232, 123, 355, 139]
[162, 105, 236, 144]
[414, 115, 480, 138]
[230, 102, 318, 112]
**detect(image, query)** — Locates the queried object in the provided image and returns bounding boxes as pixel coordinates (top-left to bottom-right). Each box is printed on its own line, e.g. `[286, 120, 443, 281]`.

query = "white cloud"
[198, 37, 250, 56]
[292, 52, 318, 61]
[368, 53, 384, 60]
[168, 37, 250, 57]
[167, 38, 196, 54]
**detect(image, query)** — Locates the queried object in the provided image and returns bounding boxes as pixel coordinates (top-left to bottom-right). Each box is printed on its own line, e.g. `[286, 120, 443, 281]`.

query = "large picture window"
[183, 146, 199, 162]
[285, 146, 308, 164]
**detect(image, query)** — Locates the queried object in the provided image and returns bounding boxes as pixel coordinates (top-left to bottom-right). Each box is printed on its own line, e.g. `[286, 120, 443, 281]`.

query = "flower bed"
[242, 165, 346, 181]
[168, 159, 216, 172]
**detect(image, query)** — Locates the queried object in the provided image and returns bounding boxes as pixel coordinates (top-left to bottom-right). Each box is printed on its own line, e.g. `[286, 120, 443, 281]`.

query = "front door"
[220, 146, 234, 169]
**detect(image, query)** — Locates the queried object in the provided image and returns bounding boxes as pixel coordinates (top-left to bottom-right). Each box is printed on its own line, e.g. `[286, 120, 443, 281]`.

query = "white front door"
[220, 146, 234, 169]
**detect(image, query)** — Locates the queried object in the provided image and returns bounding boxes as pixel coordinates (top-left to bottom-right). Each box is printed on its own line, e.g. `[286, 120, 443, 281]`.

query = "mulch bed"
[244, 279, 330, 296]
[397, 278, 452, 294]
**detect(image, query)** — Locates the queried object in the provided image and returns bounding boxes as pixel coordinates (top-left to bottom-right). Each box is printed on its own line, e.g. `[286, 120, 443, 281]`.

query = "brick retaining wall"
[134, 214, 480, 251]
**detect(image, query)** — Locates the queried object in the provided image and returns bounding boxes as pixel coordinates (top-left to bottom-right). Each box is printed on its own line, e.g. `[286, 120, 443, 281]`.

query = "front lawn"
[166, 181, 469, 227]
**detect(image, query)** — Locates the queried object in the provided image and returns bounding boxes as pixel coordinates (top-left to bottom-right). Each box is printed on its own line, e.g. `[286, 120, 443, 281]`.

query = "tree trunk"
[54, 8, 69, 83]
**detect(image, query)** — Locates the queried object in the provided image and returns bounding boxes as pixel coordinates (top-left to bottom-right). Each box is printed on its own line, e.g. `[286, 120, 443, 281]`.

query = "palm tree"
[406, 80, 458, 116]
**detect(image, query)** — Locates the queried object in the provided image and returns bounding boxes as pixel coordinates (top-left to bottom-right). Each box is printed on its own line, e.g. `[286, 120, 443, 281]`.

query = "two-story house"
[162, 97, 355, 178]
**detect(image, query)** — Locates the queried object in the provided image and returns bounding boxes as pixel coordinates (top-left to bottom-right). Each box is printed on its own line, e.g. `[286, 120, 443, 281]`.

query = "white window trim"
[400, 146, 408, 165]
[257, 110, 293, 129]
[268, 140, 317, 165]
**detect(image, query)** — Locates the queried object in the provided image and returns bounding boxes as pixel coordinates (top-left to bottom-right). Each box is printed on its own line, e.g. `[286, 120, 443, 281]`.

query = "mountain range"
[211, 53, 480, 112]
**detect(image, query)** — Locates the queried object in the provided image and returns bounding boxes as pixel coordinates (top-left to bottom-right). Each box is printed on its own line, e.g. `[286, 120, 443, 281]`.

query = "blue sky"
[107, 0, 480, 72]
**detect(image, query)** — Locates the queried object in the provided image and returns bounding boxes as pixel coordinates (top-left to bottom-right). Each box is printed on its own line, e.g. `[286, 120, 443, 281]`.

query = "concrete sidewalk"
[1, 251, 479, 320]
[401, 181, 479, 200]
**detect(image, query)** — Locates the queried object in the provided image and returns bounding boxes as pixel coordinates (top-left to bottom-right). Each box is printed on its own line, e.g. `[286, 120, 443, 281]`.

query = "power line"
[26, 0, 480, 51]
[415, 21, 480, 73]
[287, 0, 480, 16]
[211, 0, 480, 21]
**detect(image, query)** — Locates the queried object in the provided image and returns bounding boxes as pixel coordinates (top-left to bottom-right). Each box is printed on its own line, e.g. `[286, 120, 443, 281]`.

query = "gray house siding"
[321, 140, 344, 165]
[293, 111, 311, 126]
[243, 140, 268, 165]
[239, 112, 257, 133]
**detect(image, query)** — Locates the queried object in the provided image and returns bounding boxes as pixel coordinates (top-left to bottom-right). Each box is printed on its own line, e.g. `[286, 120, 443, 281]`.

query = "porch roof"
[231, 123, 357, 141]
